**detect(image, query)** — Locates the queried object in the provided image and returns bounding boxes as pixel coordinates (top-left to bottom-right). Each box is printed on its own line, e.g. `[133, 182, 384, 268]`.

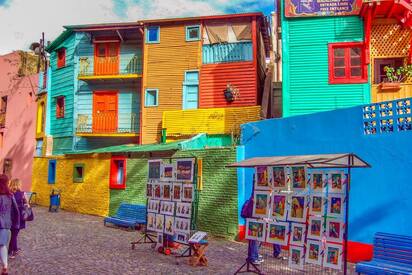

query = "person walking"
[0, 175, 20, 275]
[8, 179, 27, 258]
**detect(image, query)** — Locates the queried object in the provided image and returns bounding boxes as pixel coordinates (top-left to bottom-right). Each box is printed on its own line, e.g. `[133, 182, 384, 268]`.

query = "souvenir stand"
[132, 157, 199, 258]
[228, 153, 370, 275]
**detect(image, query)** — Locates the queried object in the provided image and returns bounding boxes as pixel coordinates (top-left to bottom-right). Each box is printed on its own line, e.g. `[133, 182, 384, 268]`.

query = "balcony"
[76, 113, 139, 137]
[78, 56, 142, 81]
[372, 83, 412, 103]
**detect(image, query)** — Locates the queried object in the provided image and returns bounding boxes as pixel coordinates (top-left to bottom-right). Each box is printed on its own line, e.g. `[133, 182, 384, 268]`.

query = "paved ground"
[9, 207, 358, 275]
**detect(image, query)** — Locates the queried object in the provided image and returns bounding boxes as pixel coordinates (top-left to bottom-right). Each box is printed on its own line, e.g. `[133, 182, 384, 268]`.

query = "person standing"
[0, 175, 20, 275]
[8, 179, 27, 258]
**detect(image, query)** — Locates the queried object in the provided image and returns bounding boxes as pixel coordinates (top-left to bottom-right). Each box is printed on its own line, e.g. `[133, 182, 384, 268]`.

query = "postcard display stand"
[142, 158, 198, 256]
[238, 166, 349, 274]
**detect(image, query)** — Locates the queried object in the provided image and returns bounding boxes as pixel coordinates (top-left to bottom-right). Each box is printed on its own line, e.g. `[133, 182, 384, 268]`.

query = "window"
[328, 42, 367, 84]
[56, 96, 65, 118]
[145, 89, 158, 107]
[110, 157, 126, 189]
[48, 159, 56, 184]
[186, 25, 200, 41]
[73, 163, 85, 183]
[36, 102, 45, 134]
[146, 26, 160, 43]
[57, 48, 66, 69]
[35, 139, 43, 157]
[0, 96, 7, 113]
[373, 58, 404, 84]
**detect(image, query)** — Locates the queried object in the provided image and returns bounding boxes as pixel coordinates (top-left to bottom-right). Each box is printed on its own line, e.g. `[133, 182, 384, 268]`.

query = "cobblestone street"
[10, 207, 250, 275]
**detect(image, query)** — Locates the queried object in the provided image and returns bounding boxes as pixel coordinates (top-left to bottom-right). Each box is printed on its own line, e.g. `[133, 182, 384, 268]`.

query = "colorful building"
[0, 52, 38, 190]
[279, 0, 412, 117]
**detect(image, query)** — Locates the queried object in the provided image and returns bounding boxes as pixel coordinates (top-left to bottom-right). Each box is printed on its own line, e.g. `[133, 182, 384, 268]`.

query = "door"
[93, 92, 118, 133]
[183, 71, 199, 110]
[94, 42, 120, 75]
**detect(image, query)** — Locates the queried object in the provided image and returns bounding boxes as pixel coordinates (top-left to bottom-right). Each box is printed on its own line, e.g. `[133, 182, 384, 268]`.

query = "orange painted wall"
[199, 61, 257, 108]
[141, 23, 201, 144]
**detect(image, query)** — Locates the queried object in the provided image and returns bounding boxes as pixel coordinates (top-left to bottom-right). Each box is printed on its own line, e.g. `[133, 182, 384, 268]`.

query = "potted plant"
[380, 64, 412, 90]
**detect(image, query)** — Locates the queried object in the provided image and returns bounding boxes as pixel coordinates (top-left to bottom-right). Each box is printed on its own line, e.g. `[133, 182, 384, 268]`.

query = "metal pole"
[343, 155, 352, 275]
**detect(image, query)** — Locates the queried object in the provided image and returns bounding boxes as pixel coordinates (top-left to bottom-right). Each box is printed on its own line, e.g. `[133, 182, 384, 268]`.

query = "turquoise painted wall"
[202, 42, 253, 64]
[281, 2, 370, 117]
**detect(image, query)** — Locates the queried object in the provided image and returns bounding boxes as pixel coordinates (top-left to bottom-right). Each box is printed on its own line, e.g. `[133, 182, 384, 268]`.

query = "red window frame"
[110, 156, 126, 189]
[57, 48, 66, 69]
[328, 42, 368, 84]
[56, 96, 65, 118]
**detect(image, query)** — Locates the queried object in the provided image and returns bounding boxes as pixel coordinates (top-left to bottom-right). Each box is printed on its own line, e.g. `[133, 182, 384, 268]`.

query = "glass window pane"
[334, 68, 345, 77]
[188, 27, 199, 39]
[146, 90, 158, 106]
[350, 47, 361, 57]
[351, 67, 361, 77]
[148, 27, 159, 42]
[334, 48, 345, 57]
[351, 57, 361, 66]
[116, 160, 124, 184]
[334, 58, 345, 67]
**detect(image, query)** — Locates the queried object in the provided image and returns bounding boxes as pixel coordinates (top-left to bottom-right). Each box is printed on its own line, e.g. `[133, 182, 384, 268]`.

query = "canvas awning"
[228, 153, 370, 168]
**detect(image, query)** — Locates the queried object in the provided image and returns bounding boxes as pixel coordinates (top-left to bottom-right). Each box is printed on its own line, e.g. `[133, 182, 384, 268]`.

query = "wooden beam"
[116, 30, 124, 42]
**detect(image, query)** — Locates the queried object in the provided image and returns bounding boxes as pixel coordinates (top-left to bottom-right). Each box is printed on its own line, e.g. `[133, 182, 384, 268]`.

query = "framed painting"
[309, 195, 325, 216]
[253, 191, 271, 218]
[289, 245, 305, 270]
[290, 223, 306, 246]
[148, 159, 162, 180]
[153, 182, 162, 200]
[307, 216, 323, 240]
[305, 240, 323, 265]
[161, 163, 175, 181]
[176, 158, 194, 182]
[175, 232, 190, 244]
[291, 166, 307, 192]
[164, 215, 175, 235]
[172, 183, 182, 202]
[266, 221, 289, 246]
[174, 217, 191, 234]
[270, 166, 287, 191]
[254, 166, 270, 190]
[176, 202, 192, 219]
[155, 214, 164, 233]
[245, 218, 266, 242]
[270, 194, 287, 221]
[288, 195, 307, 223]
[147, 199, 160, 214]
[329, 171, 345, 194]
[162, 183, 172, 200]
[310, 171, 325, 193]
[324, 243, 343, 270]
[326, 219, 344, 243]
[146, 183, 153, 198]
[147, 213, 156, 231]
[182, 184, 195, 202]
[327, 194, 345, 218]
[160, 201, 175, 216]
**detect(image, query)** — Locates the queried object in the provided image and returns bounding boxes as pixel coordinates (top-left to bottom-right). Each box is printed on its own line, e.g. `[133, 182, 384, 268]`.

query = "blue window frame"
[145, 89, 159, 107]
[186, 25, 200, 41]
[146, 26, 160, 43]
[48, 159, 56, 184]
[183, 71, 199, 110]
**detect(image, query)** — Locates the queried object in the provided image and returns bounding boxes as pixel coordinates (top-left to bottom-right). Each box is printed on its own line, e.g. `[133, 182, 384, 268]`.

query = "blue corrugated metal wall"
[281, 0, 370, 117]
[202, 42, 252, 64]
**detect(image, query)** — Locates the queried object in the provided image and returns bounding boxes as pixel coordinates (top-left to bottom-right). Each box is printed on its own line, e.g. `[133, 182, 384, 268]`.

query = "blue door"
[183, 71, 199, 110]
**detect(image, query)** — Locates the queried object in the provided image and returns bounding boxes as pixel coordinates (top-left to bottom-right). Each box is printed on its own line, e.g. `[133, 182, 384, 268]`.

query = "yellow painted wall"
[371, 84, 412, 103]
[162, 106, 261, 136]
[141, 22, 201, 144]
[36, 95, 46, 139]
[31, 154, 111, 216]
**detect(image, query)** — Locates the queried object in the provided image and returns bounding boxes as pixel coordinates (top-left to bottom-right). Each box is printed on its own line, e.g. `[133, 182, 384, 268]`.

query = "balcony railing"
[76, 113, 139, 135]
[78, 56, 142, 78]
[202, 42, 253, 64]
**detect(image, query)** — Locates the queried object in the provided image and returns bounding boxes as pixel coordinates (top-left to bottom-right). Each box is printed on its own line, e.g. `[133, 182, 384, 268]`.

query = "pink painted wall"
[0, 52, 38, 191]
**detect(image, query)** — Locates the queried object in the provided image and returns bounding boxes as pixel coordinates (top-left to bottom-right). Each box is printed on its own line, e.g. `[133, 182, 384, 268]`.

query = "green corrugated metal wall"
[281, 3, 371, 117]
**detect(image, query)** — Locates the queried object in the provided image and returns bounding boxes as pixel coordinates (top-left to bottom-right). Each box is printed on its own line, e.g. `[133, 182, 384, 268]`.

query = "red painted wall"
[199, 61, 257, 108]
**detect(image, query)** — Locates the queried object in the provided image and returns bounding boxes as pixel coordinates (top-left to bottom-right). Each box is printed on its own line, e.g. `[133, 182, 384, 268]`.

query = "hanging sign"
[285, 0, 362, 17]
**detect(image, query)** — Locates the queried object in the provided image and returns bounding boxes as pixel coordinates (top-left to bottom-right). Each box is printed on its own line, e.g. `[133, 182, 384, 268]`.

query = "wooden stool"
[189, 242, 208, 266]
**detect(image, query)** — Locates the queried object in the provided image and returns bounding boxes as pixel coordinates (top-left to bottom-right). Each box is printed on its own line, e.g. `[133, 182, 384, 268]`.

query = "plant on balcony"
[380, 64, 412, 90]
[224, 83, 239, 103]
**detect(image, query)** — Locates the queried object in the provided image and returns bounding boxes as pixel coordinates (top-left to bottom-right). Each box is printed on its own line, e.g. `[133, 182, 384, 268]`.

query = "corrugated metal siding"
[162, 106, 261, 136]
[74, 136, 137, 151]
[52, 136, 73, 155]
[199, 61, 257, 108]
[142, 23, 201, 144]
[282, 12, 371, 117]
[202, 42, 252, 64]
[50, 33, 76, 138]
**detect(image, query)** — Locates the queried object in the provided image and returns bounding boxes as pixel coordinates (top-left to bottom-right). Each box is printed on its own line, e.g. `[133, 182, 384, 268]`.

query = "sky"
[0, 0, 274, 55]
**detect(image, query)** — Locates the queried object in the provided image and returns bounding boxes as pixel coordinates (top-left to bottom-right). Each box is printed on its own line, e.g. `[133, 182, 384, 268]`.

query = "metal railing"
[78, 56, 142, 77]
[76, 113, 138, 134]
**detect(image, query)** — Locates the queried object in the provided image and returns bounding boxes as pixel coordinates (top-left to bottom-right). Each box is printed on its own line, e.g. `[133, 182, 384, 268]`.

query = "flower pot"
[224, 90, 235, 102]
[379, 82, 401, 91]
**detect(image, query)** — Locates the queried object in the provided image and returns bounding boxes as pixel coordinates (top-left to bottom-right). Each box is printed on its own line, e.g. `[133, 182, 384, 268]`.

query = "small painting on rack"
[174, 217, 191, 233]
[160, 201, 175, 216]
[266, 221, 289, 246]
[245, 218, 266, 242]
[310, 171, 325, 193]
[154, 183, 162, 200]
[164, 215, 175, 235]
[253, 191, 271, 218]
[326, 219, 344, 243]
[291, 166, 307, 191]
[289, 246, 304, 270]
[147, 213, 156, 231]
[176, 202, 192, 218]
[172, 183, 182, 201]
[290, 223, 306, 246]
[255, 166, 270, 190]
[155, 214, 164, 233]
[329, 171, 345, 193]
[271, 194, 287, 221]
[147, 183, 153, 198]
[147, 199, 160, 214]
[324, 243, 343, 270]
[288, 195, 307, 223]
[176, 158, 194, 182]
[148, 159, 162, 180]
[309, 195, 325, 216]
[271, 166, 287, 190]
[161, 164, 175, 181]
[182, 184, 194, 202]
[307, 216, 323, 240]
[328, 194, 345, 218]
[305, 240, 323, 265]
